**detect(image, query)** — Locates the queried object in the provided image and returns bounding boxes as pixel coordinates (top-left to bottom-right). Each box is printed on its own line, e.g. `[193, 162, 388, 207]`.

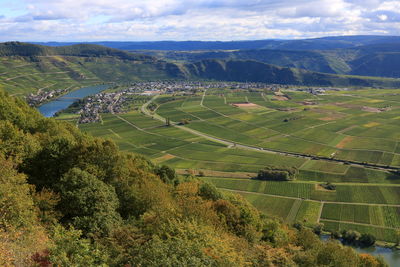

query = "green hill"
[1, 42, 399, 96]
[349, 52, 400, 78]
[0, 42, 185, 95]
[185, 59, 400, 87]
[145, 42, 400, 79]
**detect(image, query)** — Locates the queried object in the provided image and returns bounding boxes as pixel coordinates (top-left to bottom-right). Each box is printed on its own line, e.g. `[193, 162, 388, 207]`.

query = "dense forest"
[0, 88, 389, 266]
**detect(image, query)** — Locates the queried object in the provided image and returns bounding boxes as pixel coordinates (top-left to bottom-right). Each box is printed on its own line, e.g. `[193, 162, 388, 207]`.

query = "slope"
[185, 59, 400, 87]
[1, 42, 400, 97]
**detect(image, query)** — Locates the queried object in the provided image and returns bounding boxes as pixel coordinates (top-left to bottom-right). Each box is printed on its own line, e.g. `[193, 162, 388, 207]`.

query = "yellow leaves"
[0, 225, 49, 266]
[359, 253, 380, 266]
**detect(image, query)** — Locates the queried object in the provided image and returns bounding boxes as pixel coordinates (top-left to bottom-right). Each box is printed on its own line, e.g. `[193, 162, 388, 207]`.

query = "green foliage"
[359, 233, 376, 247]
[154, 165, 178, 185]
[0, 156, 38, 229]
[58, 168, 122, 236]
[49, 225, 108, 266]
[257, 166, 298, 181]
[198, 182, 222, 201]
[342, 229, 362, 244]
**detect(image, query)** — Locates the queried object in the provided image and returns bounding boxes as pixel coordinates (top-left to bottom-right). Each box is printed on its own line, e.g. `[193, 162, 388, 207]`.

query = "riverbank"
[38, 84, 111, 117]
[320, 234, 400, 266]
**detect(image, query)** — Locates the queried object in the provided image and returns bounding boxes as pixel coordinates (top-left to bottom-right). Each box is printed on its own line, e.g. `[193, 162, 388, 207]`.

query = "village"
[70, 81, 288, 123]
[38, 81, 350, 124]
[27, 88, 69, 107]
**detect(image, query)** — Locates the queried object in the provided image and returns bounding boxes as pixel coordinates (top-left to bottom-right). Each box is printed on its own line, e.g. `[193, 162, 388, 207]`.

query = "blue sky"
[0, 0, 399, 41]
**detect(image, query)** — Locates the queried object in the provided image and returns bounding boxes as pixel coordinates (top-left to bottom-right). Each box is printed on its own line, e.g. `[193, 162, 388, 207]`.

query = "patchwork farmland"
[79, 87, 400, 242]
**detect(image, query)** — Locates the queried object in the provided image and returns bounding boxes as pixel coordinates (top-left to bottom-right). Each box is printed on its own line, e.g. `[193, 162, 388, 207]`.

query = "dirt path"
[4, 71, 69, 81]
[200, 90, 206, 106]
[317, 202, 324, 223]
[320, 218, 399, 230]
[261, 92, 269, 102]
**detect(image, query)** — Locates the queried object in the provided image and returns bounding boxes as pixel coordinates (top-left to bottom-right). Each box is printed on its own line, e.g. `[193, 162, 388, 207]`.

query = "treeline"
[0, 89, 387, 266]
[0, 42, 153, 61]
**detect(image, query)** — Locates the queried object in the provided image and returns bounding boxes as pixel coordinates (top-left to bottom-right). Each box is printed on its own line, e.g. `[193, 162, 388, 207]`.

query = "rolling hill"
[142, 41, 400, 79]
[1, 42, 400, 96]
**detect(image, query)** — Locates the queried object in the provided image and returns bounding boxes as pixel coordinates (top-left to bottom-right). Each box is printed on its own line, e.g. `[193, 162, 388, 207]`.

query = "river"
[38, 84, 110, 117]
[321, 235, 400, 266]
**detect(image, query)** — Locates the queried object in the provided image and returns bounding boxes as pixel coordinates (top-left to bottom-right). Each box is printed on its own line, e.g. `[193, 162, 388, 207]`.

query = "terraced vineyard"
[79, 87, 400, 243]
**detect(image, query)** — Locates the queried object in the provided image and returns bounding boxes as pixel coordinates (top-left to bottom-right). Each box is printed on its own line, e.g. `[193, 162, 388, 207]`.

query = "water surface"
[321, 235, 400, 266]
[38, 84, 110, 117]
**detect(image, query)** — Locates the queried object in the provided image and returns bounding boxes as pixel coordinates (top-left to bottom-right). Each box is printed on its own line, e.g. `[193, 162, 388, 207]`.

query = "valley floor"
[78, 87, 400, 243]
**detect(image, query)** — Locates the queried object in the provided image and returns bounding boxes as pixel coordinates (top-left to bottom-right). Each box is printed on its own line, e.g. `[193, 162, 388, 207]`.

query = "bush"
[313, 223, 324, 235]
[320, 182, 336, 190]
[257, 166, 298, 181]
[154, 165, 178, 185]
[359, 233, 376, 247]
[199, 182, 222, 201]
[341, 230, 361, 244]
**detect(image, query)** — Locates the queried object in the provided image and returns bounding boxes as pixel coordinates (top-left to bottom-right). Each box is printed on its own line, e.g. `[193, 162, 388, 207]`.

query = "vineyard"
[80, 87, 400, 242]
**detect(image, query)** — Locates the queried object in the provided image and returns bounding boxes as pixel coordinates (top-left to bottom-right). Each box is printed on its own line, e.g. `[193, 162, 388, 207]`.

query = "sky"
[0, 0, 399, 41]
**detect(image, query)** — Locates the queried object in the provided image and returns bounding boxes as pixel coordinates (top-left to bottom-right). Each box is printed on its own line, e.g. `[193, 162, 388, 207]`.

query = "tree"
[313, 223, 324, 235]
[396, 229, 400, 246]
[199, 182, 222, 201]
[257, 166, 298, 181]
[58, 168, 121, 236]
[359, 233, 376, 247]
[0, 157, 48, 266]
[341, 230, 361, 244]
[48, 225, 107, 266]
[154, 165, 178, 185]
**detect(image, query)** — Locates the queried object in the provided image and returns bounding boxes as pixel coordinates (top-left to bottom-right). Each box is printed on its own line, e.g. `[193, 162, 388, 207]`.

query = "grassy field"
[321, 220, 399, 243]
[321, 203, 400, 228]
[78, 87, 400, 242]
[200, 177, 400, 204]
[0, 56, 102, 95]
[230, 190, 321, 226]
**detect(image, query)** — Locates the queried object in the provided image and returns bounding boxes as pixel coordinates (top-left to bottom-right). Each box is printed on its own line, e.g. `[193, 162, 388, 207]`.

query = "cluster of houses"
[27, 88, 68, 106]
[78, 92, 125, 123]
[294, 87, 350, 95]
[125, 81, 280, 94]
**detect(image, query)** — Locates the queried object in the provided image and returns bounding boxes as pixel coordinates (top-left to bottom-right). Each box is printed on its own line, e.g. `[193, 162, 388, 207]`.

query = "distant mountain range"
[30, 36, 400, 79]
[1, 41, 400, 95]
[138, 41, 400, 79]
[33, 35, 400, 51]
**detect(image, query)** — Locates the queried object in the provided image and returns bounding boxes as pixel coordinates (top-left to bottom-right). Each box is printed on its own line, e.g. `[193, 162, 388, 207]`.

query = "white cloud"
[0, 0, 398, 41]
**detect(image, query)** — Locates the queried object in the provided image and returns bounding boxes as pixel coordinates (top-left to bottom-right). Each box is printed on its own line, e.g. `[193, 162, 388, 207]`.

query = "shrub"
[359, 233, 376, 247]
[257, 166, 298, 181]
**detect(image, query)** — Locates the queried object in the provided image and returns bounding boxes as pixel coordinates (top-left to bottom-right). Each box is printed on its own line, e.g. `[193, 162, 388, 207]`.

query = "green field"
[79, 88, 400, 242]
[321, 203, 400, 228]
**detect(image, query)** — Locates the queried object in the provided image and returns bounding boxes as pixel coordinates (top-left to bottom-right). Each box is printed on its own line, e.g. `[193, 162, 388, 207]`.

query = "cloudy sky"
[0, 0, 399, 41]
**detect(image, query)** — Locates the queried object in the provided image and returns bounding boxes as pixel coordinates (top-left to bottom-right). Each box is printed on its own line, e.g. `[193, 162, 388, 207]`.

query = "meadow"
[79, 87, 400, 242]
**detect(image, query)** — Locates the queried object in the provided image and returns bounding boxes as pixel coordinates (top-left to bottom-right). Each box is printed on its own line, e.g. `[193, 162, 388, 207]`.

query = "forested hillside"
[0, 89, 388, 266]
